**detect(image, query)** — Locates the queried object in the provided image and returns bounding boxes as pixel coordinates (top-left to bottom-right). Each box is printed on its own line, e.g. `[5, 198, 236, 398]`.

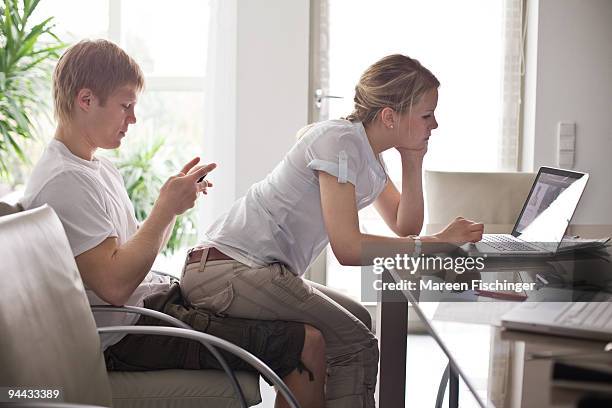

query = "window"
[323, 0, 523, 300]
[33, 0, 210, 152]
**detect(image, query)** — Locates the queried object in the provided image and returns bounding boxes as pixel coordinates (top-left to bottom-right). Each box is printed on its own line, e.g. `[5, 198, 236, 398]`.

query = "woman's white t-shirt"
[202, 120, 388, 276]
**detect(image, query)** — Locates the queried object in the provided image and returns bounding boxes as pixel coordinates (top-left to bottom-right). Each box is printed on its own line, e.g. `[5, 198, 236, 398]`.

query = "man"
[22, 40, 325, 408]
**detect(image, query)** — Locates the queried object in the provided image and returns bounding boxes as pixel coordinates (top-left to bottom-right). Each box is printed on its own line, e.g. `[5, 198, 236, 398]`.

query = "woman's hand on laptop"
[433, 217, 484, 245]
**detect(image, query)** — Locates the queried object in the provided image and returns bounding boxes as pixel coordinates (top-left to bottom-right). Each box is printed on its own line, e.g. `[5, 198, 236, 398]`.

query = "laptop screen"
[511, 167, 589, 245]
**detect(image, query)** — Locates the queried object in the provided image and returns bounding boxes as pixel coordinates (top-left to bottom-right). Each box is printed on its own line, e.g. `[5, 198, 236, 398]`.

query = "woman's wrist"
[420, 234, 457, 254]
[399, 150, 424, 169]
[419, 235, 440, 244]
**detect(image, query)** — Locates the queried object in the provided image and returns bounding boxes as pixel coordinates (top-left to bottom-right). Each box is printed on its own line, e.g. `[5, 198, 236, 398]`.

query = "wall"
[199, 0, 310, 233]
[522, 0, 612, 224]
[235, 0, 311, 196]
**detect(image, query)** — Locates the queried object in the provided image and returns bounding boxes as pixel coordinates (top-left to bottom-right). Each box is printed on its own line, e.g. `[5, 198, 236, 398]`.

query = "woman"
[182, 54, 484, 408]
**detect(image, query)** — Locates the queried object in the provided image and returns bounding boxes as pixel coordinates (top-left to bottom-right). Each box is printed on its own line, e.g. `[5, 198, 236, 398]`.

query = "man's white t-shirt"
[22, 139, 170, 350]
[203, 119, 388, 276]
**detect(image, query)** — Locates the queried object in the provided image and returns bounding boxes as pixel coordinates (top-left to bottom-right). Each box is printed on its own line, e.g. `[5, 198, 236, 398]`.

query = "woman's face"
[394, 88, 438, 150]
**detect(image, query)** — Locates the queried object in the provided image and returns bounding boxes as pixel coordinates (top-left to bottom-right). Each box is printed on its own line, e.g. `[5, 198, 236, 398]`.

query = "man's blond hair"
[53, 39, 144, 124]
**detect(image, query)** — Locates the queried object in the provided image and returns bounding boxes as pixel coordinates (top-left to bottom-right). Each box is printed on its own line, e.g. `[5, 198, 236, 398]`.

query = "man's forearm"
[160, 215, 177, 251]
[107, 204, 175, 303]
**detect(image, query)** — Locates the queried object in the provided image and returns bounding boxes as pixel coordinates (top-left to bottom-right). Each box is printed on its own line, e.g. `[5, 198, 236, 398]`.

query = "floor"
[253, 333, 485, 408]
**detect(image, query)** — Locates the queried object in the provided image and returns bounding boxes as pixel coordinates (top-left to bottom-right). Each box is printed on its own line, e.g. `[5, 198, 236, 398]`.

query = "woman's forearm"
[395, 152, 424, 236]
[331, 231, 448, 267]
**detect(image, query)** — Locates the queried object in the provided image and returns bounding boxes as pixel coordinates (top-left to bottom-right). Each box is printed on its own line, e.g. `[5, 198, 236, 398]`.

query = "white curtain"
[198, 0, 238, 236]
[309, 0, 331, 123]
[498, 0, 526, 171]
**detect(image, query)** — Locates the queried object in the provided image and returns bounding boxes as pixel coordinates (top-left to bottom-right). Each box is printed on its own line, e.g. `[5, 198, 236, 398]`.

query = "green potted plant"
[0, 0, 64, 185]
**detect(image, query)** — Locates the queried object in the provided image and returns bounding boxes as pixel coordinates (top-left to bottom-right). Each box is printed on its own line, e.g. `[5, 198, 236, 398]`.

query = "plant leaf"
[0, 121, 26, 162]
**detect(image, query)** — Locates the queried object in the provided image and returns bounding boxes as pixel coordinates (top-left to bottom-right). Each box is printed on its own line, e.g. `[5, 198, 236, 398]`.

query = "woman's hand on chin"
[396, 146, 427, 165]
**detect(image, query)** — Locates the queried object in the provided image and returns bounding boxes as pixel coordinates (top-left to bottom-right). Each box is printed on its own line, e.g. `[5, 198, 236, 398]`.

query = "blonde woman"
[182, 54, 484, 408]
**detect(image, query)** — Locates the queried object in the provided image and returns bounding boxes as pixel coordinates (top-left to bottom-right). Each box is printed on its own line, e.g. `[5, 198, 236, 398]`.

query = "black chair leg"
[435, 362, 450, 408]
[435, 361, 459, 408]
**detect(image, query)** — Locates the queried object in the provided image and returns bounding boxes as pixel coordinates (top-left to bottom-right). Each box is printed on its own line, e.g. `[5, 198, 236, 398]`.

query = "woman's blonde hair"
[53, 39, 144, 125]
[345, 54, 439, 125]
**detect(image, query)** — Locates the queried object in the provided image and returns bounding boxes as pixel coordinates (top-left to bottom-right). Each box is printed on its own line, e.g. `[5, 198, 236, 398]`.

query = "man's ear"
[75, 88, 95, 112]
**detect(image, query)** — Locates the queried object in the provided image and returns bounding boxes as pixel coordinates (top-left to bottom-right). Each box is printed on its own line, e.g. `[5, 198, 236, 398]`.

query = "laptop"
[462, 166, 589, 257]
[501, 300, 612, 341]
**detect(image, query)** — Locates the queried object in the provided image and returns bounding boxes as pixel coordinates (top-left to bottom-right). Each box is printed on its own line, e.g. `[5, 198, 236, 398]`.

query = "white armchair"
[424, 169, 536, 235]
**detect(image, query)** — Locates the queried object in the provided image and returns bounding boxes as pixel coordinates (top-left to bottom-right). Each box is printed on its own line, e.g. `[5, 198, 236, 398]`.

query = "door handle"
[314, 88, 343, 109]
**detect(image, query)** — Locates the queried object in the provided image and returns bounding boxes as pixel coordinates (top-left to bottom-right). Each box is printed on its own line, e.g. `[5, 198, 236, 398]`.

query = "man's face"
[85, 84, 139, 149]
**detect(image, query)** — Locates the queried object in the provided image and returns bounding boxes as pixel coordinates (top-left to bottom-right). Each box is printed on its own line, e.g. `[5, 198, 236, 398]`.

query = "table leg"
[376, 269, 408, 408]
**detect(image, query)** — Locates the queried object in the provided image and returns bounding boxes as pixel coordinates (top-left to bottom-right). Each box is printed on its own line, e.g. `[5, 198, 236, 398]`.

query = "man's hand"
[197, 179, 214, 195]
[155, 157, 217, 216]
[185, 157, 214, 194]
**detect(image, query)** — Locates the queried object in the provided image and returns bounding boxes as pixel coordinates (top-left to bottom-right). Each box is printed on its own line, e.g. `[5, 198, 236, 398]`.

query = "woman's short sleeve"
[305, 128, 364, 185]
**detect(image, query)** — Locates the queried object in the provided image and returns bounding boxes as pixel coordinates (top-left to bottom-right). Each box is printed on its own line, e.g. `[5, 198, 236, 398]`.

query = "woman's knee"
[301, 324, 326, 367]
[353, 303, 372, 330]
[309, 280, 373, 330]
[341, 299, 372, 330]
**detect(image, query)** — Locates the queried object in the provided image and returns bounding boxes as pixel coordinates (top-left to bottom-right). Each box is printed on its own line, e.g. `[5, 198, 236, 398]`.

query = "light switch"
[559, 134, 575, 150]
[557, 122, 576, 169]
[558, 150, 574, 168]
[559, 122, 575, 137]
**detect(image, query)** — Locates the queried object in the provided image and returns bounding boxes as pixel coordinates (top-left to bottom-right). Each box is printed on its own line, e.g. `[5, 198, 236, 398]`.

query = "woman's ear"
[75, 88, 94, 112]
[380, 107, 395, 129]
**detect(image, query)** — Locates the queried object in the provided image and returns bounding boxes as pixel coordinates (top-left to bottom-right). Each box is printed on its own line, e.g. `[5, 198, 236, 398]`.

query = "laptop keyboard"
[555, 302, 612, 329]
[482, 235, 539, 252]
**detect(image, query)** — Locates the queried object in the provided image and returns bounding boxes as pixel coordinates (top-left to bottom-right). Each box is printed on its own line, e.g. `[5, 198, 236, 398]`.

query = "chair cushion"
[109, 369, 261, 408]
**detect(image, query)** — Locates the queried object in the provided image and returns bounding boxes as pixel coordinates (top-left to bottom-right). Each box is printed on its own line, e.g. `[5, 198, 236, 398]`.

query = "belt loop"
[198, 247, 210, 272]
[181, 248, 193, 280]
